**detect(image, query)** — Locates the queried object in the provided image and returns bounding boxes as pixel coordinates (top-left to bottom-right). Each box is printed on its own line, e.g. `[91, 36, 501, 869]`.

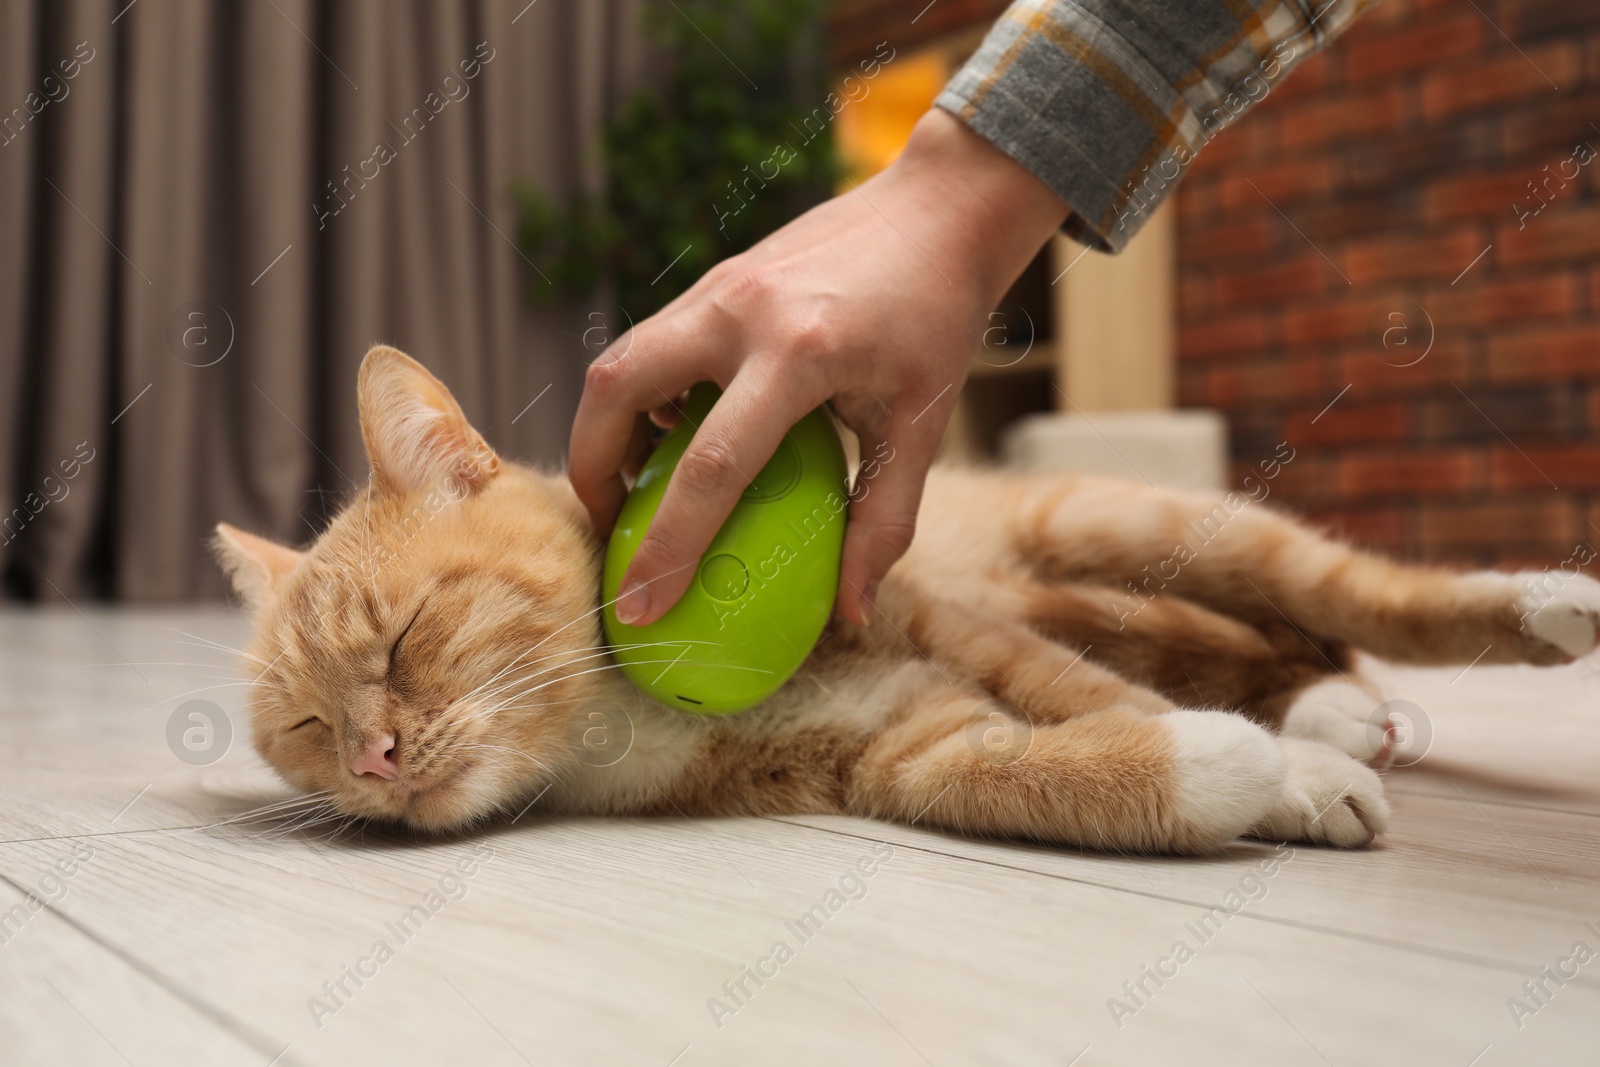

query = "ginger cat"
[213, 347, 1600, 853]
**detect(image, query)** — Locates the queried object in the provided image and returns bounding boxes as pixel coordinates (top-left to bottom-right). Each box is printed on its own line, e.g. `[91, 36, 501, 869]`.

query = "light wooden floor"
[2, 606, 1597, 1066]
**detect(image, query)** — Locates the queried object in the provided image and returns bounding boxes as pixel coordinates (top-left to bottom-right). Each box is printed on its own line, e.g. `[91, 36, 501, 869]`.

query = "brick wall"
[1177, 0, 1600, 568]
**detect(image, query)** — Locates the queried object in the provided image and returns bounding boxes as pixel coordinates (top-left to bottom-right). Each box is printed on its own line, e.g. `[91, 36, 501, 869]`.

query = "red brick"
[1258, 452, 1333, 505]
[1425, 273, 1576, 326]
[1285, 402, 1410, 446]
[1178, 217, 1276, 263]
[1339, 338, 1475, 393]
[1421, 385, 1584, 441]
[1363, 0, 1417, 28]
[1178, 312, 1272, 359]
[1306, 508, 1410, 554]
[1497, 204, 1600, 267]
[1188, 120, 1269, 173]
[1177, 366, 1209, 408]
[1344, 14, 1484, 82]
[1491, 445, 1600, 490]
[1278, 84, 1407, 150]
[1343, 229, 1485, 285]
[1179, 273, 1212, 315]
[1502, 0, 1600, 41]
[1229, 409, 1291, 459]
[1419, 43, 1582, 120]
[1217, 159, 1334, 212]
[1499, 90, 1600, 157]
[1344, 127, 1485, 192]
[1285, 299, 1374, 345]
[1212, 255, 1332, 306]
[1205, 359, 1322, 406]
[1166, 5, 1600, 571]
[1176, 181, 1218, 228]
[1297, 194, 1416, 244]
[1418, 498, 1581, 558]
[1339, 449, 1483, 499]
[1263, 47, 1337, 107]
[1489, 325, 1600, 382]
[1423, 166, 1547, 222]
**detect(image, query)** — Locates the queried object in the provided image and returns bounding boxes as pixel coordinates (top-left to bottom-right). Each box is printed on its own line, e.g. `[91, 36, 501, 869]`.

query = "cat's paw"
[1250, 737, 1390, 848]
[1281, 680, 1392, 768]
[1164, 710, 1287, 850]
[1512, 569, 1600, 660]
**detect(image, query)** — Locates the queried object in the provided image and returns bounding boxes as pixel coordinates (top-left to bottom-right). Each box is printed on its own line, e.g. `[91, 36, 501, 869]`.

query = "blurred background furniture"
[829, 8, 1212, 487]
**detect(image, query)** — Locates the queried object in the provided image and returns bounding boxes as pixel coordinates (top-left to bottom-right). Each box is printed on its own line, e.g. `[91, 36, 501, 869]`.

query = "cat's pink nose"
[351, 734, 401, 781]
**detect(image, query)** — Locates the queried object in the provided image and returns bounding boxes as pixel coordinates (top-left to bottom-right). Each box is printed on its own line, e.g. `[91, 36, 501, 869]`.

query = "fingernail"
[616, 580, 650, 625]
[861, 581, 880, 621]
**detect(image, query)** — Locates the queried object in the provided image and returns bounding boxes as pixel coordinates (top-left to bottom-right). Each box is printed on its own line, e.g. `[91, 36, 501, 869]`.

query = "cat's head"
[215, 346, 599, 832]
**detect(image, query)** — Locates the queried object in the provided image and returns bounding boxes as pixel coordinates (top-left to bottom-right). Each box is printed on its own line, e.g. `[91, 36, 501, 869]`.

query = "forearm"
[937, 0, 1383, 252]
[888, 108, 1071, 307]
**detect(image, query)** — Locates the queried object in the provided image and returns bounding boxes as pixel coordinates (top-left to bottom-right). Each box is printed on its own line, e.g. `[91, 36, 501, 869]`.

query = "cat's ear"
[357, 345, 500, 496]
[213, 523, 302, 609]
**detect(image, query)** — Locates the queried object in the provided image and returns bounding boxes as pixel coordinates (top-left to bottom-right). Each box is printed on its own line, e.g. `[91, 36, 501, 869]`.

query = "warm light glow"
[835, 51, 949, 187]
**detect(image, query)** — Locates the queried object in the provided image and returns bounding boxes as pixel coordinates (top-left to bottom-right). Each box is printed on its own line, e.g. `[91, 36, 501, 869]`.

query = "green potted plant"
[513, 0, 839, 323]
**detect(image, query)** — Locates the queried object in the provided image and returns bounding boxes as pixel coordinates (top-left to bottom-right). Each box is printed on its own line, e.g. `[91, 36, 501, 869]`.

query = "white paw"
[1513, 569, 1600, 659]
[1165, 710, 1287, 848]
[1251, 738, 1390, 848]
[1281, 680, 1391, 766]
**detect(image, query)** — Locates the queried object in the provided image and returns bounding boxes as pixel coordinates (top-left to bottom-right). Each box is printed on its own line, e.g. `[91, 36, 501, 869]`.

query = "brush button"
[700, 554, 749, 601]
[740, 436, 801, 503]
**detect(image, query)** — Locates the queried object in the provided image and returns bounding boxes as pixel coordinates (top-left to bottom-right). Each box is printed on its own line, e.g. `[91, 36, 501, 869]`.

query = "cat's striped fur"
[214, 347, 1600, 853]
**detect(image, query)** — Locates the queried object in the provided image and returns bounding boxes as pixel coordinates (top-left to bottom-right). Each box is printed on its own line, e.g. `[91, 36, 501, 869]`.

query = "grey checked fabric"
[937, 0, 1380, 251]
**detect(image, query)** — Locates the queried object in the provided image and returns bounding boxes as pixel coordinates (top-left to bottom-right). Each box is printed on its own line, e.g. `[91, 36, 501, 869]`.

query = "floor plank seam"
[0, 869, 309, 1064]
[1385, 785, 1600, 820]
[759, 815, 1600, 990]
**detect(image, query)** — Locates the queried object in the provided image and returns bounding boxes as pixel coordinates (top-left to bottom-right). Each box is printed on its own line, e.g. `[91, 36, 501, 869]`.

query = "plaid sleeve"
[936, 0, 1380, 252]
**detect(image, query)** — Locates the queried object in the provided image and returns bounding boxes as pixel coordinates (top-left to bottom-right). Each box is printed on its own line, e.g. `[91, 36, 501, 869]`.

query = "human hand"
[569, 107, 1069, 627]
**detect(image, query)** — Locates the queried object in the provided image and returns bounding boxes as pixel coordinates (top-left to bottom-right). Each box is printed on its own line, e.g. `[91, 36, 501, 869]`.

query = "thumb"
[836, 432, 934, 625]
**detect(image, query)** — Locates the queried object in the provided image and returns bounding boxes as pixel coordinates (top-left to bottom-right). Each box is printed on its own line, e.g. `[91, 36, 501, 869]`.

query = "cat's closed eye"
[288, 716, 327, 732]
[388, 602, 427, 679]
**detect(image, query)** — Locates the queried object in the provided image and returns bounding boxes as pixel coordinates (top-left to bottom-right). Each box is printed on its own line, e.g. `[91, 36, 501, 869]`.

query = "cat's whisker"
[94, 665, 264, 688]
[162, 627, 267, 665]
[360, 484, 375, 594]
[435, 652, 614, 724]
[516, 560, 700, 663]
[158, 791, 340, 838]
[462, 642, 717, 717]
[269, 808, 337, 837]
[449, 637, 704, 710]
[488, 657, 769, 710]
[159, 638, 255, 662]
[135, 680, 261, 714]
[224, 791, 337, 822]
[265, 793, 350, 835]
[459, 645, 649, 708]
[440, 644, 574, 711]
[457, 743, 557, 777]
[84, 660, 254, 671]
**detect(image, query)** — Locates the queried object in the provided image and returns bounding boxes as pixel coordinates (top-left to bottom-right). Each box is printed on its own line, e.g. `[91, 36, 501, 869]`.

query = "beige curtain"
[0, 0, 647, 600]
